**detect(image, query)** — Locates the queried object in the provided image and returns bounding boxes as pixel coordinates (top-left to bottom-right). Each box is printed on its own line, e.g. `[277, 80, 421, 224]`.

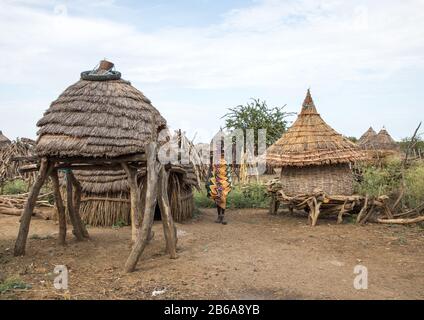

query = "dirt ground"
[0, 208, 423, 300]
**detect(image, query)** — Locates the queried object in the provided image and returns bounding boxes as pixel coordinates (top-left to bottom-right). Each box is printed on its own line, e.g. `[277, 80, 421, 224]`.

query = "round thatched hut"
[266, 89, 365, 196]
[0, 131, 11, 149]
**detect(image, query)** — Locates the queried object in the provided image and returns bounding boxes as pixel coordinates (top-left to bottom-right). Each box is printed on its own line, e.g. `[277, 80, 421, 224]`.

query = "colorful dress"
[206, 158, 232, 209]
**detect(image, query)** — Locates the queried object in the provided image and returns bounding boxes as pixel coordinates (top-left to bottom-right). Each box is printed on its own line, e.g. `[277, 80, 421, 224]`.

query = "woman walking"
[206, 151, 232, 225]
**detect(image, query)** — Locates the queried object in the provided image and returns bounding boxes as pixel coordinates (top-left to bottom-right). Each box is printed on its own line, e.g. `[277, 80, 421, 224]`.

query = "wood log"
[121, 162, 141, 242]
[65, 171, 84, 241]
[50, 170, 67, 245]
[356, 195, 369, 224]
[337, 200, 348, 224]
[377, 216, 424, 224]
[14, 158, 52, 256]
[70, 172, 89, 238]
[124, 141, 160, 273]
[158, 166, 177, 258]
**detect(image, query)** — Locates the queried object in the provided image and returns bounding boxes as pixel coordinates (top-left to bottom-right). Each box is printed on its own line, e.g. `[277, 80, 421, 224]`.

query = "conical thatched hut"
[0, 131, 11, 149]
[374, 128, 399, 151]
[266, 89, 365, 196]
[358, 127, 377, 149]
[358, 126, 400, 159]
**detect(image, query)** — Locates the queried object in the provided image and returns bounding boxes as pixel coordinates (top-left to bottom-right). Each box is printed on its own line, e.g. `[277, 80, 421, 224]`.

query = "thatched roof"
[266, 89, 365, 167]
[373, 128, 399, 150]
[36, 60, 166, 158]
[0, 131, 11, 149]
[358, 127, 377, 148]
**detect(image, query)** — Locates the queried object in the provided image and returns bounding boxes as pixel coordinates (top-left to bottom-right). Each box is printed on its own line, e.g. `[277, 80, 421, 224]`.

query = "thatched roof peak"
[35, 61, 166, 158]
[301, 89, 318, 114]
[358, 127, 377, 147]
[266, 90, 365, 167]
[0, 130, 11, 148]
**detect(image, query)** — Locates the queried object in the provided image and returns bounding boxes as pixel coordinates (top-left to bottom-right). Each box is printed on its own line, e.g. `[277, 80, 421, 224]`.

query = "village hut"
[358, 126, 400, 159]
[374, 128, 399, 151]
[358, 127, 377, 149]
[0, 131, 11, 149]
[266, 89, 365, 196]
[14, 60, 178, 273]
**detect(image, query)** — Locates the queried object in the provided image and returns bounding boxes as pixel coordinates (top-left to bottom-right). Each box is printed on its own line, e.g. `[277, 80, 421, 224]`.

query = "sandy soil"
[0, 208, 423, 300]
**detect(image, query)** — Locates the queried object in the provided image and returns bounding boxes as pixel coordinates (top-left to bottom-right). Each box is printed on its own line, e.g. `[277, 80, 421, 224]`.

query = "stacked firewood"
[0, 192, 53, 219]
[267, 178, 424, 226]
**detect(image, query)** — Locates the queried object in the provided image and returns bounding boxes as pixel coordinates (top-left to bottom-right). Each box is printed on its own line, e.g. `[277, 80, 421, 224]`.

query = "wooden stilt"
[65, 171, 84, 241]
[124, 142, 160, 273]
[269, 195, 279, 215]
[121, 163, 141, 242]
[69, 172, 89, 238]
[158, 166, 177, 259]
[50, 169, 67, 245]
[14, 158, 52, 256]
[337, 200, 348, 224]
[356, 195, 369, 224]
[311, 197, 321, 226]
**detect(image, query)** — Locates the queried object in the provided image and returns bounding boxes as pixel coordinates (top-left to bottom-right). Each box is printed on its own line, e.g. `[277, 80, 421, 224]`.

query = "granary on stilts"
[68, 130, 202, 227]
[266, 90, 368, 225]
[15, 60, 178, 272]
[358, 127, 377, 149]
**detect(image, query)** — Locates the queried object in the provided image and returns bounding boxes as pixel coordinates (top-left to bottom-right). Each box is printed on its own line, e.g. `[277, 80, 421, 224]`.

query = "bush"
[0, 277, 31, 294]
[355, 159, 424, 208]
[405, 163, 424, 208]
[1, 179, 27, 195]
[194, 182, 269, 209]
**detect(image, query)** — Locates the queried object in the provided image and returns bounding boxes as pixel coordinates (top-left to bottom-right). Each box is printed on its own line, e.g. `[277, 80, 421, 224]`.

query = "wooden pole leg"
[124, 142, 160, 273]
[50, 169, 67, 245]
[69, 172, 89, 238]
[158, 166, 177, 259]
[65, 171, 85, 241]
[14, 158, 52, 256]
[121, 163, 141, 242]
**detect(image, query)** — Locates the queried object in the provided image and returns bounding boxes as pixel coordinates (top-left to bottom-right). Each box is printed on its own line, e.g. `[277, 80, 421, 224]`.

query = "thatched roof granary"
[358, 126, 400, 160]
[266, 89, 365, 196]
[36, 62, 166, 158]
[0, 131, 11, 149]
[14, 61, 180, 270]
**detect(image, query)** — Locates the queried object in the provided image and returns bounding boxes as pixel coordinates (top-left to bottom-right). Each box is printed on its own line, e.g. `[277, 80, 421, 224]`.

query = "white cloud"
[0, 0, 423, 141]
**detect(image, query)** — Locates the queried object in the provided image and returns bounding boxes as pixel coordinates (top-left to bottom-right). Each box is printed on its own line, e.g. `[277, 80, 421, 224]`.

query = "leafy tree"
[222, 98, 293, 149]
[345, 136, 358, 143]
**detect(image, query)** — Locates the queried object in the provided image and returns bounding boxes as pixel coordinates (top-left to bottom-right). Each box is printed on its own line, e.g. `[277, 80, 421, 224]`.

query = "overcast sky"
[0, 0, 423, 143]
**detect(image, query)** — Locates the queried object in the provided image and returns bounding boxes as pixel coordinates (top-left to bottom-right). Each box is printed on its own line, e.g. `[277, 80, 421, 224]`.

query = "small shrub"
[0, 277, 31, 294]
[2, 179, 27, 195]
[112, 219, 128, 228]
[194, 182, 269, 209]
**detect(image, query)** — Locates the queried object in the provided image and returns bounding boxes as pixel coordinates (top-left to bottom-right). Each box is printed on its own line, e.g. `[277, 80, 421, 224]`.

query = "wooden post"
[50, 169, 67, 245]
[65, 171, 85, 241]
[69, 172, 89, 238]
[124, 142, 160, 273]
[158, 166, 177, 258]
[14, 158, 52, 256]
[269, 194, 279, 215]
[337, 200, 348, 224]
[121, 163, 141, 242]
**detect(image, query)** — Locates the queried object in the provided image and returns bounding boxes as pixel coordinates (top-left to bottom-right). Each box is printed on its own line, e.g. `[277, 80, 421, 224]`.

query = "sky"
[0, 0, 423, 143]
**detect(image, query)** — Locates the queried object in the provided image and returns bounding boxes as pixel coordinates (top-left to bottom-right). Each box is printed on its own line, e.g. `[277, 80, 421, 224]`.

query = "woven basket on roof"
[266, 90, 365, 196]
[35, 61, 166, 158]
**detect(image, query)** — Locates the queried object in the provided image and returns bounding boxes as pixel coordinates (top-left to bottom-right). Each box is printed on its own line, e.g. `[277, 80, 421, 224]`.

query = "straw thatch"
[35, 65, 166, 158]
[64, 167, 195, 227]
[0, 131, 11, 149]
[374, 128, 399, 151]
[266, 89, 365, 167]
[358, 127, 377, 149]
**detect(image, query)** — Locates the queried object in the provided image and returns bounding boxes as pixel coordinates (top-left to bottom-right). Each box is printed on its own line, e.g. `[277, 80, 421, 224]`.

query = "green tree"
[222, 98, 293, 149]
